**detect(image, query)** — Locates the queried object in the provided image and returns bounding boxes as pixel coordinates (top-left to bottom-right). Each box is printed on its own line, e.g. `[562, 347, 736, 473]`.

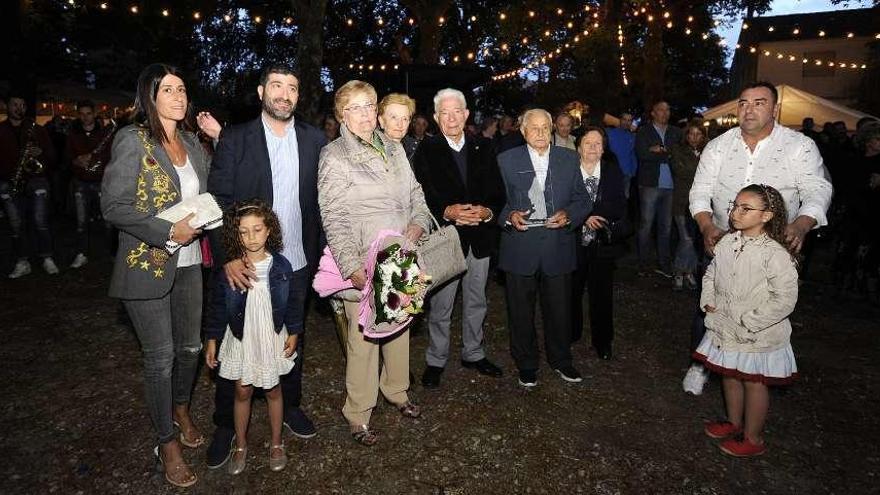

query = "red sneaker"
[704, 420, 743, 439]
[719, 436, 767, 457]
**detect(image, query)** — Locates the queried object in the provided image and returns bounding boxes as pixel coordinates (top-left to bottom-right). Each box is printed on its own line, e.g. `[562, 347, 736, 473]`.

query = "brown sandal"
[154, 446, 198, 488]
[397, 401, 421, 419]
[350, 425, 379, 446]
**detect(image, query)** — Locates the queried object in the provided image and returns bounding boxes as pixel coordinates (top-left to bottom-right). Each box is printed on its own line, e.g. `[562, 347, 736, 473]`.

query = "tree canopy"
[2, 0, 826, 122]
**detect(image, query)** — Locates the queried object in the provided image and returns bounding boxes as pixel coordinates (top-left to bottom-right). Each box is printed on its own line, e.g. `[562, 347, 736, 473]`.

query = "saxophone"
[85, 119, 117, 172]
[11, 120, 45, 196]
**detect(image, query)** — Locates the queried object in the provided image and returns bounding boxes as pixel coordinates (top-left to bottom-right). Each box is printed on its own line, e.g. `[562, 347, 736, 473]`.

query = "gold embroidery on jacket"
[126, 242, 169, 278]
[126, 128, 182, 278]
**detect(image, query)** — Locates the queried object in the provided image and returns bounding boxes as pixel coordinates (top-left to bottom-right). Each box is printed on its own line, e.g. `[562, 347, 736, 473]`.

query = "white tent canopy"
[703, 84, 878, 130]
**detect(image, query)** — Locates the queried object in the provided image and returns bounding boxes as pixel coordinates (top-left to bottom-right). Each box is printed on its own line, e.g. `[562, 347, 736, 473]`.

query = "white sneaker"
[70, 253, 88, 269]
[682, 363, 709, 395]
[42, 257, 59, 275]
[8, 260, 31, 279]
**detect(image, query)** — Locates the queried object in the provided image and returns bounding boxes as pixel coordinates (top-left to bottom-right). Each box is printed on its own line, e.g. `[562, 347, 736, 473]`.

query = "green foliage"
[9, 0, 763, 118]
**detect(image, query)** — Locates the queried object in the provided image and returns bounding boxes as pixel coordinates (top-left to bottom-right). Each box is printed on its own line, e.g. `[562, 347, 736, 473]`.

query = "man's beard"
[263, 97, 294, 122]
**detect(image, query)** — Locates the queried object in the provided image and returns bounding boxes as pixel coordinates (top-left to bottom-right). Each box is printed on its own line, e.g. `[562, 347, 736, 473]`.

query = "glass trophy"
[517, 177, 553, 228]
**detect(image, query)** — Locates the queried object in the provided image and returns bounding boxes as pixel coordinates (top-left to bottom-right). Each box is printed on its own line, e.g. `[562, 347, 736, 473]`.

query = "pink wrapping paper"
[311, 230, 414, 339]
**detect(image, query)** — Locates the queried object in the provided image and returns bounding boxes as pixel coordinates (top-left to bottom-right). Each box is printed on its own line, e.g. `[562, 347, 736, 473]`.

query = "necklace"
[163, 136, 187, 166]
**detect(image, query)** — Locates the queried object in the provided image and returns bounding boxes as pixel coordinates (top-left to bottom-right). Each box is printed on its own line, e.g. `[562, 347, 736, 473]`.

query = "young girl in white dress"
[694, 184, 799, 458]
[205, 200, 299, 474]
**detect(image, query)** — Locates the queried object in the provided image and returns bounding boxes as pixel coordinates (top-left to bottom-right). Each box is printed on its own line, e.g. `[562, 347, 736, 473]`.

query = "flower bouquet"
[372, 243, 432, 325]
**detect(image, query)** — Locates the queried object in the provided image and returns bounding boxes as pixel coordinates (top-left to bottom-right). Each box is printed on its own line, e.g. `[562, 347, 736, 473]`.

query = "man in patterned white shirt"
[682, 81, 832, 395]
[689, 81, 832, 256]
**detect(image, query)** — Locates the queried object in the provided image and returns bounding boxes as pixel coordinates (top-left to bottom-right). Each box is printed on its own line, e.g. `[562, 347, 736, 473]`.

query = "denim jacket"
[206, 252, 302, 341]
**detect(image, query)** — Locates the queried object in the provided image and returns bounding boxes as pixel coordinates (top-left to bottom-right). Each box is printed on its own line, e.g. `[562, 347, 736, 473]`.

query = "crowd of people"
[3, 62, 880, 487]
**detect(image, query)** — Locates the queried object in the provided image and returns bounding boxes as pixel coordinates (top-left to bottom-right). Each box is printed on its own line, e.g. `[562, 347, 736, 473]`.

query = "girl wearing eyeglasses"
[693, 183, 799, 458]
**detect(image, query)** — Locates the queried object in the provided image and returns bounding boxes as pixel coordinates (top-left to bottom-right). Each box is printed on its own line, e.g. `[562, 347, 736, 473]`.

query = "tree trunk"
[641, 10, 665, 113]
[293, 0, 328, 125]
[399, 0, 453, 64]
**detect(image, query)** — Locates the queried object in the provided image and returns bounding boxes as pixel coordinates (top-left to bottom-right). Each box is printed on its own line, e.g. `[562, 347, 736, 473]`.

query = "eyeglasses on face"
[727, 202, 766, 214]
[344, 103, 377, 115]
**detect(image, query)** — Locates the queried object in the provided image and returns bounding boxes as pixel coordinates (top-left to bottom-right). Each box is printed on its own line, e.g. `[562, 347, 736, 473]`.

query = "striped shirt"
[262, 117, 307, 271]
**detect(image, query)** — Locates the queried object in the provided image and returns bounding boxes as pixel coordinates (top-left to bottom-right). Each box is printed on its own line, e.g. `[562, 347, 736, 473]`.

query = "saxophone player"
[0, 92, 58, 278]
[64, 100, 115, 268]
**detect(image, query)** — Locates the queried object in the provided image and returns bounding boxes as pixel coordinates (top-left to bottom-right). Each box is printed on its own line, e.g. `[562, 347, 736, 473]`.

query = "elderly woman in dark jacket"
[669, 123, 706, 290]
[571, 126, 627, 360]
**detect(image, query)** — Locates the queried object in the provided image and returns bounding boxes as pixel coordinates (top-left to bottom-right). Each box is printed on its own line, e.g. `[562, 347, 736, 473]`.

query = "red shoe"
[704, 420, 743, 439]
[719, 436, 767, 457]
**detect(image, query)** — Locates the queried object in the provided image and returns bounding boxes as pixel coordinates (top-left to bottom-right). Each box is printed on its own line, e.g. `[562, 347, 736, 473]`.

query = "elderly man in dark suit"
[203, 64, 326, 468]
[497, 109, 591, 388]
[635, 99, 682, 276]
[413, 88, 506, 388]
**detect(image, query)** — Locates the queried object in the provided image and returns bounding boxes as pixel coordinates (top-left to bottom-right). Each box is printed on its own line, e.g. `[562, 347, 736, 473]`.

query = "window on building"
[802, 51, 836, 77]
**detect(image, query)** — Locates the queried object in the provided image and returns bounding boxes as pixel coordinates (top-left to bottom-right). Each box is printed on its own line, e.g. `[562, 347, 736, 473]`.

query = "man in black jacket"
[204, 64, 326, 469]
[635, 100, 682, 276]
[413, 88, 506, 388]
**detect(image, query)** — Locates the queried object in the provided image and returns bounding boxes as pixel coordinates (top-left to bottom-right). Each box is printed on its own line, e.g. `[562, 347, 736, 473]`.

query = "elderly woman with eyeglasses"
[317, 80, 431, 446]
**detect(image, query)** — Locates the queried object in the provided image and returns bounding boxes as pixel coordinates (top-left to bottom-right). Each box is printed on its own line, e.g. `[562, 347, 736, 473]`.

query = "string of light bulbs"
[61, 1, 876, 77]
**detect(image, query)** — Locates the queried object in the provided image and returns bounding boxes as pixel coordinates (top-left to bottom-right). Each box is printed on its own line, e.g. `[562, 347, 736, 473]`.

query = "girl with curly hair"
[204, 199, 300, 474]
[694, 184, 800, 458]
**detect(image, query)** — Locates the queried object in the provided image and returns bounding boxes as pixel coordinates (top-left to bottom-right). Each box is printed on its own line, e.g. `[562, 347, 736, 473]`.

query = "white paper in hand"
[156, 193, 223, 230]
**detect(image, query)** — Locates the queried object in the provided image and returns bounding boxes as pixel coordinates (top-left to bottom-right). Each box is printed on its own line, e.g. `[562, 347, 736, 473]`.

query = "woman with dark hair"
[101, 63, 210, 488]
[571, 126, 627, 360]
[670, 123, 707, 290]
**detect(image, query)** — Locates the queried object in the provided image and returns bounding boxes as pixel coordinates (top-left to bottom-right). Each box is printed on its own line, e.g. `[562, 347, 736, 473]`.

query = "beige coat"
[700, 232, 799, 352]
[318, 125, 431, 280]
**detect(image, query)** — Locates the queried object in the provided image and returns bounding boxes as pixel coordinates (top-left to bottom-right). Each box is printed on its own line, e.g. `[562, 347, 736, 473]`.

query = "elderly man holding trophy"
[496, 109, 591, 388]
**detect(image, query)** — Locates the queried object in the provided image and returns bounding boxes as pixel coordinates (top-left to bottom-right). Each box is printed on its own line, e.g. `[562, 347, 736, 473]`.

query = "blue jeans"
[123, 265, 203, 445]
[637, 186, 673, 269]
[0, 178, 54, 259]
[673, 214, 698, 274]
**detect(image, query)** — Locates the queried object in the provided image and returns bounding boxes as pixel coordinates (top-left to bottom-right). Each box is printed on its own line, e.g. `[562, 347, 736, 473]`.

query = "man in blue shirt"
[635, 100, 682, 276]
[606, 112, 637, 198]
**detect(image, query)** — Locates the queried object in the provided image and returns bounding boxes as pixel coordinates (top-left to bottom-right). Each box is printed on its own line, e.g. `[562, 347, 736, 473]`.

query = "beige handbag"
[414, 213, 467, 291]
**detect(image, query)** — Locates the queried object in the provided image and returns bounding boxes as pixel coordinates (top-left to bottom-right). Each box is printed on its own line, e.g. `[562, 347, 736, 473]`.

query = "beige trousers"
[341, 299, 410, 426]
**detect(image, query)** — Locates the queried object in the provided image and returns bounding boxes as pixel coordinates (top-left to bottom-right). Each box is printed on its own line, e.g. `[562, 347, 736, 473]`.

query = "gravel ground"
[1, 237, 877, 494]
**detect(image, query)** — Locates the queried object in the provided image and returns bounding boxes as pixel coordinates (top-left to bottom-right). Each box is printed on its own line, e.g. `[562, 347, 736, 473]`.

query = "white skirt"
[218, 284, 296, 389]
[694, 334, 798, 385]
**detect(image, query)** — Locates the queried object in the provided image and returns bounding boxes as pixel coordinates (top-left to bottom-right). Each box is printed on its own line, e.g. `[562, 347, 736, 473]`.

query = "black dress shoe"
[206, 426, 235, 469]
[596, 346, 613, 360]
[461, 358, 503, 378]
[283, 407, 317, 439]
[421, 365, 444, 388]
